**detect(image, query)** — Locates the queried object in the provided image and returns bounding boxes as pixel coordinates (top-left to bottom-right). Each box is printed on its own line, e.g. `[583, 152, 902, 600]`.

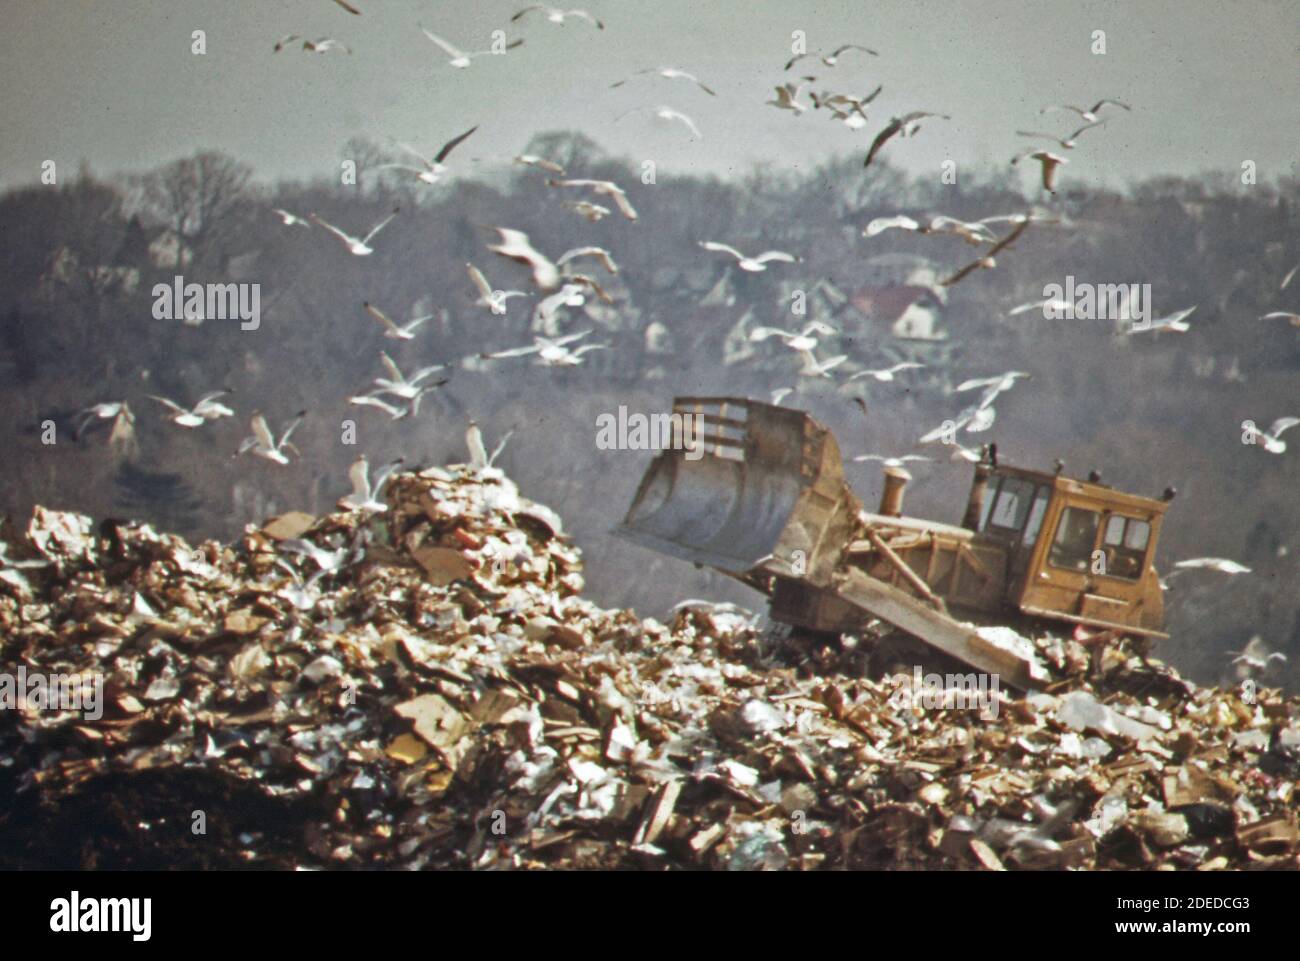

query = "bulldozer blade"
[615, 397, 859, 583]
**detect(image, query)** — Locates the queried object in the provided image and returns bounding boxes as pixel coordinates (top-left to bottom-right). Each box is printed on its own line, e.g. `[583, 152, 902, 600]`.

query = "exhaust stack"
[879, 467, 910, 517]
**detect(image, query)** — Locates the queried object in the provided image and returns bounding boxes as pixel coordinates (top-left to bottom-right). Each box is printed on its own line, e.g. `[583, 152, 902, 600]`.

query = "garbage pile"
[1, 464, 1297, 870]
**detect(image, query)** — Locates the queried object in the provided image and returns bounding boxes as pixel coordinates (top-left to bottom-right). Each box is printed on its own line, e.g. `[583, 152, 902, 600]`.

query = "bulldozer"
[616, 397, 1175, 691]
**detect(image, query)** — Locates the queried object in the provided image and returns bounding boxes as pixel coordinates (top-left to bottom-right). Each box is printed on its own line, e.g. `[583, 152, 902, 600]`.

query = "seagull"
[941, 219, 1032, 286]
[466, 422, 514, 470]
[957, 371, 1030, 407]
[148, 390, 235, 428]
[1174, 557, 1252, 575]
[1015, 121, 1104, 150]
[486, 228, 617, 290]
[363, 302, 432, 340]
[611, 67, 715, 96]
[749, 321, 837, 352]
[547, 178, 638, 220]
[372, 352, 447, 400]
[767, 79, 813, 114]
[1041, 99, 1130, 123]
[278, 537, 347, 573]
[273, 558, 328, 612]
[419, 24, 523, 68]
[347, 385, 442, 420]
[1281, 262, 1299, 290]
[1128, 306, 1196, 334]
[272, 34, 301, 53]
[330, 0, 361, 14]
[1260, 311, 1300, 327]
[699, 240, 799, 272]
[796, 350, 847, 379]
[302, 38, 351, 54]
[482, 331, 607, 367]
[949, 443, 984, 463]
[919, 403, 997, 443]
[236, 411, 305, 465]
[853, 454, 930, 467]
[846, 362, 924, 382]
[864, 112, 949, 168]
[512, 6, 604, 28]
[812, 85, 883, 123]
[864, 215, 998, 246]
[467, 263, 528, 314]
[1008, 297, 1077, 318]
[1250, 416, 1300, 453]
[1011, 149, 1068, 193]
[533, 284, 588, 330]
[309, 208, 398, 256]
[567, 200, 612, 222]
[785, 44, 878, 70]
[1230, 650, 1287, 671]
[515, 154, 566, 175]
[74, 401, 134, 439]
[272, 208, 311, 228]
[770, 388, 795, 405]
[617, 104, 702, 138]
[377, 127, 478, 184]
[339, 455, 404, 513]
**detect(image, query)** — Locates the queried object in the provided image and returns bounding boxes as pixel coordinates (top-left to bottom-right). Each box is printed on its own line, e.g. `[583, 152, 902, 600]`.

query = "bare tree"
[137, 150, 253, 266]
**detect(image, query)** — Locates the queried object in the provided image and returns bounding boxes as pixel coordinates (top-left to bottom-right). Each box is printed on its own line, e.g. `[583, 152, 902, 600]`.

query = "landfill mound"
[1, 465, 1297, 871]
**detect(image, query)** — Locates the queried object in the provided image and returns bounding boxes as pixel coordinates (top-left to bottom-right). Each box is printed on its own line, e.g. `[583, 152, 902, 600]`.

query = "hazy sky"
[1, 0, 1296, 191]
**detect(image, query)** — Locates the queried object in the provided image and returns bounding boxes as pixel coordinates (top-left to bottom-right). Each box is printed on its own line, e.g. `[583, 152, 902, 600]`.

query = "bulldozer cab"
[969, 464, 1169, 635]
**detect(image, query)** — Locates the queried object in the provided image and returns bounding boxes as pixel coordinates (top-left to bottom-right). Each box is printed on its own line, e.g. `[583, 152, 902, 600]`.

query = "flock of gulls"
[59, 3, 1297, 642]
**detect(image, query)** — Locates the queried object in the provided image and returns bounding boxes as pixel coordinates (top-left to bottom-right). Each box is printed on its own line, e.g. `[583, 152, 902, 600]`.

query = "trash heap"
[1, 464, 1297, 871]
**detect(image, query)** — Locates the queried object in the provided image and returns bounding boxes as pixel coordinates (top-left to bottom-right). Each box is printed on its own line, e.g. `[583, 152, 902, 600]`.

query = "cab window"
[988, 477, 1035, 532]
[1023, 488, 1050, 546]
[1100, 514, 1150, 580]
[978, 477, 1001, 531]
[1049, 507, 1100, 571]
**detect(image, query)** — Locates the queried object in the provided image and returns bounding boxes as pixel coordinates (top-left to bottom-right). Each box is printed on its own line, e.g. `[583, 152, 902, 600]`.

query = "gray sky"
[1, 0, 1296, 190]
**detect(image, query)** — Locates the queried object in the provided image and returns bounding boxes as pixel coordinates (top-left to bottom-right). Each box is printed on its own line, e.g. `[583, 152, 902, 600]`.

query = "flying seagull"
[767, 79, 814, 115]
[796, 350, 847, 379]
[1008, 297, 1077, 318]
[148, 390, 235, 428]
[547, 178, 638, 220]
[1174, 557, 1252, 575]
[372, 352, 447, 400]
[1127, 306, 1196, 334]
[864, 214, 999, 246]
[347, 386, 442, 420]
[378, 127, 479, 184]
[786, 44, 878, 70]
[512, 6, 604, 28]
[1260, 311, 1300, 327]
[486, 227, 617, 290]
[617, 104, 703, 138]
[864, 112, 949, 168]
[699, 240, 800, 272]
[853, 454, 929, 467]
[611, 67, 715, 96]
[302, 38, 351, 54]
[330, 0, 361, 14]
[749, 321, 837, 353]
[1280, 262, 1299, 290]
[309, 208, 399, 256]
[1041, 99, 1130, 123]
[481, 331, 607, 367]
[1012, 149, 1069, 193]
[567, 200, 612, 222]
[941, 219, 1032, 286]
[236, 411, 305, 465]
[1250, 416, 1300, 454]
[272, 208, 311, 228]
[363, 302, 432, 340]
[74, 401, 135, 441]
[467, 263, 528, 314]
[1015, 121, 1104, 150]
[339, 455, 404, 513]
[419, 24, 523, 68]
[847, 362, 924, 382]
[515, 154, 566, 175]
[272, 35, 301, 53]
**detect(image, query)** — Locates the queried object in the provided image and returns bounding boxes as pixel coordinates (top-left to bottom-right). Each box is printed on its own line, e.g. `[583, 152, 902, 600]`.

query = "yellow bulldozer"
[617, 397, 1175, 690]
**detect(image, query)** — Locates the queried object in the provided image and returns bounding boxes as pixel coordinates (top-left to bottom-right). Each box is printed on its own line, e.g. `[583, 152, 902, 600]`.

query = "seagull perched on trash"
[309, 208, 398, 256]
[235, 411, 305, 465]
[419, 24, 523, 68]
[338, 455, 404, 513]
[847, 362, 924, 382]
[148, 390, 235, 428]
[377, 127, 478, 185]
[273, 558, 328, 612]
[363, 302, 432, 340]
[699, 240, 799, 272]
[749, 321, 836, 352]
